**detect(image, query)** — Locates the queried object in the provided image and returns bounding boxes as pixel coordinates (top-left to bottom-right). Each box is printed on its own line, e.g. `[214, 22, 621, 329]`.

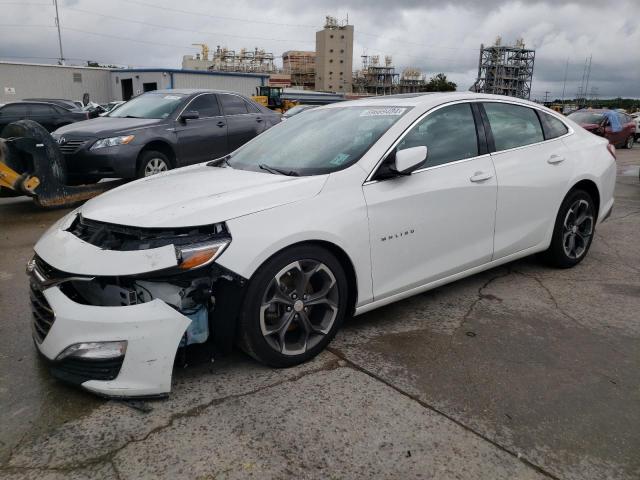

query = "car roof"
[148, 88, 250, 96]
[323, 92, 550, 110]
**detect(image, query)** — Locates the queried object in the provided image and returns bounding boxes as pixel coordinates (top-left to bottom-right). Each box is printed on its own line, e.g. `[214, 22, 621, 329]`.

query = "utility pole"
[544, 91, 550, 104]
[53, 0, 65, 65]
[583, 54, 592, 105]
[561, 58, 568, 106]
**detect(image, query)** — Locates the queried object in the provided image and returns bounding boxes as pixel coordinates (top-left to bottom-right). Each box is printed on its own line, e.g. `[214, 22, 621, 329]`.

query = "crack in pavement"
[596, 233, 640, 274]
[326, 347, 560, 480]
[1, 357, 342, 475]
[513, 270, 626, 356]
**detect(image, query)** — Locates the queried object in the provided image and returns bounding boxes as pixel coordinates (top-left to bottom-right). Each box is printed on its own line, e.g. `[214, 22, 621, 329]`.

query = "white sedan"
[29, 92, 616, 397]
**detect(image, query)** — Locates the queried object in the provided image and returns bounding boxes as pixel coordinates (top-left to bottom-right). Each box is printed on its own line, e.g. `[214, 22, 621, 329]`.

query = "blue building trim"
[110, 68, 270, 80]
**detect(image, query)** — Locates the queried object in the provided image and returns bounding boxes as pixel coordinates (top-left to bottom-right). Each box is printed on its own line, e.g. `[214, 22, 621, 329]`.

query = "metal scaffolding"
[472, 37, 535, 99]
[353, 55, 400, 95]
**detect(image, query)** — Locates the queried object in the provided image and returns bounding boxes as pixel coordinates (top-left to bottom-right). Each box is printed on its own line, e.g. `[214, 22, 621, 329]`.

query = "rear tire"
[136, 150, 171, 178]
[238, 245, 349, 368]
[542, 189, 596, 268]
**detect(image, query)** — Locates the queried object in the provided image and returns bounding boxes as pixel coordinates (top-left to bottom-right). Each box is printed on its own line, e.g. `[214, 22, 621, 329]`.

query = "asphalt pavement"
[0, 148, 638, 479]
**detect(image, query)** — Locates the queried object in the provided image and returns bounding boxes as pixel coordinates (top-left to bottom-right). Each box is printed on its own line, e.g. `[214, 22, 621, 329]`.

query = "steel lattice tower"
[472, 38, 535, 99]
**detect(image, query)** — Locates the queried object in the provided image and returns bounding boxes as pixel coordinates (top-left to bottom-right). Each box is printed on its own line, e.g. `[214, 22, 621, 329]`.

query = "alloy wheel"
[626, 136, 634, 149]
[562, 199, 594, 259]
[144, 158, 169, 176]
[259, 260, 339, 356]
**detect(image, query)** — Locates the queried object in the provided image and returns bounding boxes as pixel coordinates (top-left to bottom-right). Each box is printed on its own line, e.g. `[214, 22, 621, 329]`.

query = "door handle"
[216, 121, 225, 127]
[547, 154, 565, 164]
[469, 171, 493, 183]
[256, 117, 263, 122]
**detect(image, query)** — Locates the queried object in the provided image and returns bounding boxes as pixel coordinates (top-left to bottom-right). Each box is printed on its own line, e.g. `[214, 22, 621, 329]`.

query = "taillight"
[606, 143, 616, 160]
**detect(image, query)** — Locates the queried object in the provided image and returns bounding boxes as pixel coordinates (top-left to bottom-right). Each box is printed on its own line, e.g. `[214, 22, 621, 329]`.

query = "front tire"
[137, 150, 171, 178]
[543, 189, 596, 268]
[238, 245, 349, 368]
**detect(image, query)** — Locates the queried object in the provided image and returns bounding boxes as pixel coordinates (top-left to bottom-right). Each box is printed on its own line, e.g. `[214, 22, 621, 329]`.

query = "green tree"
[424, 73, 457, 92]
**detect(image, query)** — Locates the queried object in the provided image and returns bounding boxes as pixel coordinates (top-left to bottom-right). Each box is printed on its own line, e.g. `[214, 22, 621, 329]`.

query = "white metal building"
[0, 62, 269, 104]
[0, 62, 112, 104]
[110, 69, 269, 101]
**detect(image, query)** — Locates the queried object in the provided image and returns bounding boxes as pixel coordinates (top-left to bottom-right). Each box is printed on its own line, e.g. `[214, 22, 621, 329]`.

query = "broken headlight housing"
[175, 239, 230, 271]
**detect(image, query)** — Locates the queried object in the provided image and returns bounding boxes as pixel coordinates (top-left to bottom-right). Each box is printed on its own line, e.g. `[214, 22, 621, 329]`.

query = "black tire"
[542, 189, 596, 268]
[237, 245, 349, 368]
[136, 150, 171, 178]
[1, 120, 66, 184]
[623, 135, 634, 149]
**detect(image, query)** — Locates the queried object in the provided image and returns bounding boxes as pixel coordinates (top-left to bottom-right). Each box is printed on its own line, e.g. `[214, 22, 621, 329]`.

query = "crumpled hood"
[54, 117, 165, 137]
[79, 164, 328, 228]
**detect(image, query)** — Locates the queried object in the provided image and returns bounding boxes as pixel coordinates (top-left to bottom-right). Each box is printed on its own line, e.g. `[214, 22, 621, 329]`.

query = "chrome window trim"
[176, 93, 222, 120]
[481, 100, 574, 155]
[364, 98, 575, 184]
[218, 92, 255, 116]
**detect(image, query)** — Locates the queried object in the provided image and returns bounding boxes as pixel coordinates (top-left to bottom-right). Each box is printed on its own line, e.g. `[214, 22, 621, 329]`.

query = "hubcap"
[562, 199, 594, 259]
[260, 260, 339, 356]
[144, 158, 168, 176]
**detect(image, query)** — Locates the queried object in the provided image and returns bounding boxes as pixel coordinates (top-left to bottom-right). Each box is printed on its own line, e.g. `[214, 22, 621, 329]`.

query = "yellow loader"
[0, 120, 123, 208]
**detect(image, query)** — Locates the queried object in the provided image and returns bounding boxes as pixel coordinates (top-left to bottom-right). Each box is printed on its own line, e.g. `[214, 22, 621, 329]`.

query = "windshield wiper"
[259, 163, 299, 177]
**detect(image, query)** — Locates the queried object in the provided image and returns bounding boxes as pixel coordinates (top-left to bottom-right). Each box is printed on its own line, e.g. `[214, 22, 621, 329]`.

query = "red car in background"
[568, 109, 636, 149]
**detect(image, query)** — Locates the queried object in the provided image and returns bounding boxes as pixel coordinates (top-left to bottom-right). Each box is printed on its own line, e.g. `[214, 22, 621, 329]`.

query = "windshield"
[109, 93, 186, 119]
[568, 111, 604, 124]
[227, 106, 410, 175]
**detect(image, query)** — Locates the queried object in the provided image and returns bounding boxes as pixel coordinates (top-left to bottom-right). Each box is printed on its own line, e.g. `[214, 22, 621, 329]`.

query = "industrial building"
[282, 50, 316, 90]
[353, 55, 399, 96]
[471, 37, 535, 99]
[0, 61, 269, 104]
[315, 16, 354, 93]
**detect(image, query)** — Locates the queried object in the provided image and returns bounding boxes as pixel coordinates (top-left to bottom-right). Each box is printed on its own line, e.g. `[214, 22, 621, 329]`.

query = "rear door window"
[29, 104, 55, 116]
[244, 99, 261, 113]
[0, 104, 28, 116]
[397, 103, 478, 168]
[484, 102, 544, 151]
[537, 111, 569, 140]
[219, 94, 249, 115]
[187, 94, 220, 118]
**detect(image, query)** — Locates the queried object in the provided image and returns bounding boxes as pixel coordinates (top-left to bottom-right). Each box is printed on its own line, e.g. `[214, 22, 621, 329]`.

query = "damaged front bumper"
[29, 212, 246, 398]
[33, 283, 190, 397]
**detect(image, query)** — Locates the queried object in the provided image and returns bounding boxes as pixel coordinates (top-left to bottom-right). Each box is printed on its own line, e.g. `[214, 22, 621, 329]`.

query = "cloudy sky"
[1, 0, 638, 100]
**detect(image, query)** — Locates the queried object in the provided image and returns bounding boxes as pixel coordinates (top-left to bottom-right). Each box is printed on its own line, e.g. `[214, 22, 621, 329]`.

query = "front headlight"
[91, 135, 135, 150]
[175, 239, 230, 270]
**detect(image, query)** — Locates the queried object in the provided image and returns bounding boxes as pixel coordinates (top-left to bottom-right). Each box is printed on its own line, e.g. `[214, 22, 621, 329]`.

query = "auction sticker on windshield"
[360, 107, 406, 117]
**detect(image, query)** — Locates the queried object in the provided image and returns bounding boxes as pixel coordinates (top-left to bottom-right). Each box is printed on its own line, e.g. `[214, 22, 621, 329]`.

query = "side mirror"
[394, 146, 427, 174]
[180, 110, 199, 121]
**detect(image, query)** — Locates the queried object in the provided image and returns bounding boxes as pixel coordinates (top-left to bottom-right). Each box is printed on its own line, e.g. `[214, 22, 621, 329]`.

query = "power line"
[61, 26, 199, 50]
[118, 0, 317, 29]
[63, 6, 313, 44]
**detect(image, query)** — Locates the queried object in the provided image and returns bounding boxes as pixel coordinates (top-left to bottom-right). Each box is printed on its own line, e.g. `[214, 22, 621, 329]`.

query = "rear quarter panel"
[561, 129, 616, 224]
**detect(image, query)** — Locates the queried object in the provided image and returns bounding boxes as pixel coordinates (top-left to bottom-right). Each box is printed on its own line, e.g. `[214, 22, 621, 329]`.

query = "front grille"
[58, 139, 86, 155]
[30, 281, 55, 343]
[33, 255, 67, 280]
[51, 357, 124, 385]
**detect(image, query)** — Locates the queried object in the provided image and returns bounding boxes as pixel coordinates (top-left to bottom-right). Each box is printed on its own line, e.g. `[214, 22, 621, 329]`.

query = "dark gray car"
[0, 101, 89, 132]
[52, 89, 281, 181]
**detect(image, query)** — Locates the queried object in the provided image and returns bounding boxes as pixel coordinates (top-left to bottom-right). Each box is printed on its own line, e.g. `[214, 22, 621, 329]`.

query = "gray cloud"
[0, 0, 637, 99]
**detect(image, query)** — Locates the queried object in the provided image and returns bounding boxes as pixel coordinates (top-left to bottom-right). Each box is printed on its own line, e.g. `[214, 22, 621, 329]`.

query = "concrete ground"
[0, 149, 638, 480]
